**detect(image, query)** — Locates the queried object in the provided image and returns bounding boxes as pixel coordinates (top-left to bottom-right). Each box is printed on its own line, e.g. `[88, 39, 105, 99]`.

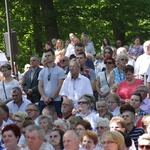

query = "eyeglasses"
[96, 126, 107, 130]
[104, 62, 112, 64]
[76, 128, 85, 131]
[107, 101, 116, 104]
[78, 101, 88, 105]
[53, 125, 61, 128]
[139, 145, 150, 149]
[137, 90, 145, 93]
[60, 60, 66, 63]
[120, 58, 128, 62]
[25, 109, 38, 112]
[101, 141, 115, 145]
[13, 119, 22, 123]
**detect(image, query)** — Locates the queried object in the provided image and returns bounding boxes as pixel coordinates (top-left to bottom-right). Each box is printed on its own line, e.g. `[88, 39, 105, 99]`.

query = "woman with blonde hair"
[101, 131, 125, 150]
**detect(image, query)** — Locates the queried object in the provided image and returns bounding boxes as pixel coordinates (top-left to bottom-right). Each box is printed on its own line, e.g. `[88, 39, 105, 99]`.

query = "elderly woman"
[138, 134, 150, 150]
[53, 119, 70, 132]
[96, 99, 113, 120]
[38, 115, 53, 141]
[106, 93, 120, 116]
[101, 131, 125, 150]
[96, 117, 109, 139]
[0, 63, 19, 104]
[2, 124, 23, 150]
[110, 53, 128, 86]
[116, 65, 143, 101]
[80, 130, 98, 150]
[49, 129, 64, 150]
[75, 95, 99, 130]
[75, 120, 92, 137]
[12, 111, 27, 145]
[96, 57, 115, 98]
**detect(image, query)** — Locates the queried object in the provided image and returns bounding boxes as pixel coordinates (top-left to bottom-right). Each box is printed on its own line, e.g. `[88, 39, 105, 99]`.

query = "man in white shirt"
[60, 60, 93, 108]
[6, 87, 31, 113]
[135, 40, 150, 81]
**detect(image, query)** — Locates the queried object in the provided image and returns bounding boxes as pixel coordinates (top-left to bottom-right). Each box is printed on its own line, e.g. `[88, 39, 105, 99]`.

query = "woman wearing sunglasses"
[96, 57, 115, 98]
[75, 94, 99, 130]
[138, 134, 150, 150]
[110, 53, 128, 86]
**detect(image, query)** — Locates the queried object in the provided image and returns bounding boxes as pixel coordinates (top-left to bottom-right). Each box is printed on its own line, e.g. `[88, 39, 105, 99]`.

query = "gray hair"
[96, 117, 110, 127]
[143, 40, 150, 53]
[54, 119, 71, 130]
[38, 115, 53, 126]
[116, 47, 127, 55]
[116, 53, 129, 62]
[136, 85, 148, 92]
[26, 125, 45, 139]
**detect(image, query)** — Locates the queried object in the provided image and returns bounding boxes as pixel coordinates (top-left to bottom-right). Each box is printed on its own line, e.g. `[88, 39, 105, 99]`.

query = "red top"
[116, 79, 144, 100]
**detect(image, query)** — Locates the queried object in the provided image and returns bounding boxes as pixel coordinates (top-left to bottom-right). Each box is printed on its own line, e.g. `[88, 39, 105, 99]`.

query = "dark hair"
[0, 105, 9, 117]
[120, 104, 135, 115]
[51, 129, 64, 149]
[131, 92, 142, 102]
[104, 57, 116, 65]
[69, 54, 76, 60]
[134, 36, 141, 42]
[2, 124, 21, 141]
[76, 52, 86, 58]
[45, 41, 52, 46]
[103, 47, 113, 58]
[12, 87, 22, 93]
[123, 65, 134, 73]
[102, 37, 111, 47]
[75, 42, 85, 48]
[76, 120, 92, 130]
[44, 49, 55, 56]
[117, 131, 132, 148]
[1, 63, 11, 71]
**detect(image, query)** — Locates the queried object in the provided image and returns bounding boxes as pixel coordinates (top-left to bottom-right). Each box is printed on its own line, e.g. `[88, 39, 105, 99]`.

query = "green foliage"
[0, 0, 150, 71]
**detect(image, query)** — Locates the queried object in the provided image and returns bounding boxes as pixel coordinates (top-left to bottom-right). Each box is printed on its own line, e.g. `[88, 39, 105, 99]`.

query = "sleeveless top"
[113, 67, 125, 84]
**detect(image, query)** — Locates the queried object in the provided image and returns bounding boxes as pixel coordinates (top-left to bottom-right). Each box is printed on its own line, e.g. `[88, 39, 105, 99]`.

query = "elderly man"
[59, 56, 69, 75]
[63, 130, 81, 150]
[6, 87, 31, 113]
[135, 40, 150, 81]
[136, 85, 150, 113]
[22, 55, 42, 103]
[24, 125, 55, 150]
[61, 98, 74, 119]
[59, 60, 93, 108]
[26, 103, 40, 125]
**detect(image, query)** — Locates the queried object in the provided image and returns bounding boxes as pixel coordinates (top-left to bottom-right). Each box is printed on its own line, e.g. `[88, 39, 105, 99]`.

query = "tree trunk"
[40, 0, 59, 40]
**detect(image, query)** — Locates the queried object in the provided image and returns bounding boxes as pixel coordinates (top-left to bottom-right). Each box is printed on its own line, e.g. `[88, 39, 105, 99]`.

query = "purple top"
[128, 45, 144, 57]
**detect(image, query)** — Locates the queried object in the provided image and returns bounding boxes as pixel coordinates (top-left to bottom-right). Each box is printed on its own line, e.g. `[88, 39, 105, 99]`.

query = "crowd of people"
[0, 33, 150, 150]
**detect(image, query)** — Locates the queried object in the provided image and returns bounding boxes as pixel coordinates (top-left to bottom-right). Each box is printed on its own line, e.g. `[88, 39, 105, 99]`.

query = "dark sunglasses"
[48, 73, 51, 81]
[60, 60, 66, 63]
[104, 62, 112, 64]
[139, 145, 150, 149]
[120, 58, 128, 62]
[96, 126, 107, 130]
[78, 101, 88, 105]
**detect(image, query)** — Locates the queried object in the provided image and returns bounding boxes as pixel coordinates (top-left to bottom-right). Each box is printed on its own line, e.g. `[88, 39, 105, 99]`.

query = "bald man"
[63, 130, 80, 150]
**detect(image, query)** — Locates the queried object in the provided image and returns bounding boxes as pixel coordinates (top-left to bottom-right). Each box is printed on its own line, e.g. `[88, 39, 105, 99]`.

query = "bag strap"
[2, 81, 7, 99]
[104, 71, 110, 87]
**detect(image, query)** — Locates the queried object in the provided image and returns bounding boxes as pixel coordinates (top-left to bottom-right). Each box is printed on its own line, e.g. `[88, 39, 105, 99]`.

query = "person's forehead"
[139, 139, 150, 145]
[26, 130, 38, 136]
[27, 105, 36, 109]
[131, 95, 140, 99]
[122, 111, 131, 115]
[110, 121, 121, 126]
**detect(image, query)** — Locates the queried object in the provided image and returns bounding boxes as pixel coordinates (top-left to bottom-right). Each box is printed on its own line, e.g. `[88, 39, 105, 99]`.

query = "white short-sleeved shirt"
[59, 74, 93, 108]
[0, 79, 19, 101]
[6, 97, 31, 113]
